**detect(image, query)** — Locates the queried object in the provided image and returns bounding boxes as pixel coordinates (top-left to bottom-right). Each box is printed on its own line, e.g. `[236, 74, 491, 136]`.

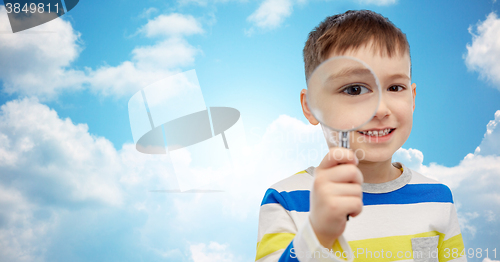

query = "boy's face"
[302, 43, 416, 163]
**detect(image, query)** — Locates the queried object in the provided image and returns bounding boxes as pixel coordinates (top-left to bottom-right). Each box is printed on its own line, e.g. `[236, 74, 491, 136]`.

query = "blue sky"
[1, 0, 500, 261]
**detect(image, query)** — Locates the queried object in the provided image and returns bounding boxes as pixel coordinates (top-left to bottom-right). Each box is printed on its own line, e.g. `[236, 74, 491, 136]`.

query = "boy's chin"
[355, 148, 395, 163]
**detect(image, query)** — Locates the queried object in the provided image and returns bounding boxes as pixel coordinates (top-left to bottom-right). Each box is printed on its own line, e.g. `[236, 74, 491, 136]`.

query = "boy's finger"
[318, 147, 358, 170]
[326, 182, 363, 198]
[321, 164, 363, 185]
[337, 196, 363, 218]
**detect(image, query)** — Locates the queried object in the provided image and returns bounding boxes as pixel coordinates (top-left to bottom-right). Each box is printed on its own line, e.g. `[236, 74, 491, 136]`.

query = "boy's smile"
[357, 127, 396, 142]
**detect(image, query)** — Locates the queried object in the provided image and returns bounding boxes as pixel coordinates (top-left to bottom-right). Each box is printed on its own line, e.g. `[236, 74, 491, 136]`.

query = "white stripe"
[258, 203, 461, 244]
[271, 167, 444, 192]
[259, 203, 461, 244]
[271, 167, 443, 191]
[408, 169, 441, 184]
[344, 202, 456, 241]
[294, 218, 354, 262]
[289, 210, 310, 228]
[270, 172, 313, 192]
[255, 248, 286, 262]
[442, 204, 462, 241]
[257, 203, 298, 241]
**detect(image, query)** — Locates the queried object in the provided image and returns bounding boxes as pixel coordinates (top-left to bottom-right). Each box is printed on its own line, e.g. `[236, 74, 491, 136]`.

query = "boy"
[255, 10, 466, 262]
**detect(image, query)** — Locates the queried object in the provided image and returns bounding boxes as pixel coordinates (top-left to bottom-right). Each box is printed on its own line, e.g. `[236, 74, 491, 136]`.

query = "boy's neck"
[357, 159, 402, 184]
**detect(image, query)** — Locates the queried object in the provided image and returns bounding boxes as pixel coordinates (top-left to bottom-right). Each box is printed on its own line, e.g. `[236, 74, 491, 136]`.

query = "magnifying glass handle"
[339, 131, 351, 221]
[340, 131, 349, 148]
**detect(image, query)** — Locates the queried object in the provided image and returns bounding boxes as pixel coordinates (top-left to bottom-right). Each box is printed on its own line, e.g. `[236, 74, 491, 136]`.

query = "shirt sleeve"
[438, 187, 467, 262]
[255, 188, 354, 262]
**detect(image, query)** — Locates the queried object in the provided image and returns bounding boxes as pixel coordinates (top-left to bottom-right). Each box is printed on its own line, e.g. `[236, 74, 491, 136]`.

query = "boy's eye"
[341, 84, 371, 96]
[388, 85, 405, 92]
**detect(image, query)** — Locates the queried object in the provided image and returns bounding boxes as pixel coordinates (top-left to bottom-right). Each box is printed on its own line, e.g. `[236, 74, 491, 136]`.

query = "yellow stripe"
[332, 238, 344, 253]
[255, 233, 295, 261]
[439, 234, 465, 262]
[254, 231, 465, 261]
[348, 231, 443, 262]
[294, 170, 307, 175]
[332, 239, 349, 261]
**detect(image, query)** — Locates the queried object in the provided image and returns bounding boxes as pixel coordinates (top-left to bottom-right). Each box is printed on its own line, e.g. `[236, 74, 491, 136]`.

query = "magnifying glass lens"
[307, 56, 381, 134]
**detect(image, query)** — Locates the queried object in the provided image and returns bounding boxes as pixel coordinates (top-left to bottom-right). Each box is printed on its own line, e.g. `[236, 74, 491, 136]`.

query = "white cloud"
[132, 38, 200, 69]
[485, 209, 496, 222]
[393, 147, 424, 170]
[475, 110, 500, 156]
[247, 0, 293, 30]
[0, 6, 86, 100]
[178, 0, 211, 6]
[85, 62, 171, 98]
[0, 98, 124, 206]
[0, 9, 203, 99]
[245, 0, 398, 35]
[139, 13, 204, 37]
[0, 97, 185, 261]
[177, 0, 240, 7]
[465, 12, 500, 90]
[82, 12, 204, 98]
[457, 211, 480, 237]
[357, 0, 398, 5]
[85, 13, 204, 98]
[86, 37, 201, 97]
[139, 7, 159, 19]
[190, 242, 236, 262]
[483, 258, 500, 262]
[0, 185, 51, 262]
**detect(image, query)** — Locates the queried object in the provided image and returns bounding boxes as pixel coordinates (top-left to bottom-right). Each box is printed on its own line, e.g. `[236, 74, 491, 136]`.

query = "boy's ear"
[411, 83, 417, 112]
[300, 89, 319, 125]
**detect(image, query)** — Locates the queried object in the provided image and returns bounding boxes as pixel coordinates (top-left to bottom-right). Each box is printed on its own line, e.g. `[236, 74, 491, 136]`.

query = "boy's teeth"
[359, 128, 393, 137]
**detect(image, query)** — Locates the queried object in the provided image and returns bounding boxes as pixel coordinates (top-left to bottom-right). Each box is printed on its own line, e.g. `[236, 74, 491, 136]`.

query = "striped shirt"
[255, 162, 466, 262]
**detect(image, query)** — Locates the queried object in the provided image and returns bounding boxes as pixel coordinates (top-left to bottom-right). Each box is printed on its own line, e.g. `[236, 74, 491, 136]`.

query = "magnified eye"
[342, 84, 371, 96]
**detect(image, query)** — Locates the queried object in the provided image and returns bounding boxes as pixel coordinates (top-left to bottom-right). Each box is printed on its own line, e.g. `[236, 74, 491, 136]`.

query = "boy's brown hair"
[303, 10, 410, 81]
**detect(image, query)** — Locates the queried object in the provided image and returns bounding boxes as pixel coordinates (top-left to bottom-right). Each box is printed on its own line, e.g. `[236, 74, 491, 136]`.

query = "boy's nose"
[374, 96, 391, 119]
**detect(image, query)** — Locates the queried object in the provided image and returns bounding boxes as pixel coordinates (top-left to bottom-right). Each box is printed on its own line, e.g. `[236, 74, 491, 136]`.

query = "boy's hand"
[309, 147, 363, 249]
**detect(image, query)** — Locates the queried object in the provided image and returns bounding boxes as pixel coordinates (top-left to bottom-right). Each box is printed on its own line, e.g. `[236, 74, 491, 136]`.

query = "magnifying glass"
[306, 56, 382, 220]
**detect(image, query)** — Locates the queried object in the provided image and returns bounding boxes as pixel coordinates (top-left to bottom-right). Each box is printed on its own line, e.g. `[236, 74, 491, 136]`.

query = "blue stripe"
[363, 184, 453, 205]
[261, 189, 310, 212]
[260, 188, 281, 205]
[261, 183, 453, 212]
[278, 240, 300, 262]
